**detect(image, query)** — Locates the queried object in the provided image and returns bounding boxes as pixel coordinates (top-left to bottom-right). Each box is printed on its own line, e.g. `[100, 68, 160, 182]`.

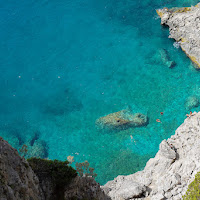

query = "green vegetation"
[183, 172, 200, 200]
[27, 158, 98, 199]
[27, 158, 77, 187]
[28, 158, 77, 200]
[75, 161, 97, 178]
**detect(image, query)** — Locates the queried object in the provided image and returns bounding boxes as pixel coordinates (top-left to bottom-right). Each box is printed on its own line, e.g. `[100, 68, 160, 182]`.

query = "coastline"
[2, 1, 200, 199]
[102, 112, 200, 199]
[101, 4, 200, 199]
[156, 3, 200, 69]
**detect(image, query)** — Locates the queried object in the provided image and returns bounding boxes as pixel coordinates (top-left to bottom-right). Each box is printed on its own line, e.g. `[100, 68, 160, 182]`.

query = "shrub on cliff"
[183, 172, 200, 200]
[27, 158, 77, 187]
[75, 160, 97, 178]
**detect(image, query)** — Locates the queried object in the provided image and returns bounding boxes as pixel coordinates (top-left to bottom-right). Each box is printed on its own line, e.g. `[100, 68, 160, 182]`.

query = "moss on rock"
[183, 172, 200, 200]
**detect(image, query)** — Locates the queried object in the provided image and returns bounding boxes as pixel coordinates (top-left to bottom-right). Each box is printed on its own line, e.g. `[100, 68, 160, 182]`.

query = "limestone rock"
[103, 177, 146, 200]
[103, 112, 200, 200]
[0, 137, 44, 200]
[0, 137, 109, 200]
[157, 3, 200, 69]
[96, 109, 148, 130]
[159, 139, 177, 160]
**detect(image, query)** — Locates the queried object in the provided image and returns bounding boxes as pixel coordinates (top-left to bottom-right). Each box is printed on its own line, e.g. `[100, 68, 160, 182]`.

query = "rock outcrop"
[102, 112, 200, 199]
[156, 3, 200, 69]
[0, 137, 109, 200]
[3, 111, 200, 200]
[0, 137, 44, 200]
[96, 109, 148, 130]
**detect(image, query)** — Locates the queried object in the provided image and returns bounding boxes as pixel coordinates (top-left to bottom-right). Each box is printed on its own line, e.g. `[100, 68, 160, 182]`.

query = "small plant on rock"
[183, 172, 200, 200]
[75, 161, 97, 178]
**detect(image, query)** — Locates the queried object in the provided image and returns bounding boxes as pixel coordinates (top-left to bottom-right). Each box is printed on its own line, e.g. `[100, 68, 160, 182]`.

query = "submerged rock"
[96, 109, 148, 130]
[27, 140, 48, 158]
[159, 49, 176, 68]
[157, 3, 200, 69]
[185, 95, 199, 110]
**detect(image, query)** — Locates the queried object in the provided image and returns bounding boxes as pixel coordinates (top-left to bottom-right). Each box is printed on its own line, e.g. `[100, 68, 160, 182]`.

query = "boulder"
[116, 181, 146, 199]
[102, 177, 146, 200]
[96, 109, 148, 130]
[159, 139, 177, 160]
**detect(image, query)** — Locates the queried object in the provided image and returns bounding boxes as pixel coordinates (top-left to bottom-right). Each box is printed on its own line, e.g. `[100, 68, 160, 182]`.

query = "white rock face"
[102, 112, 200, 199]
[157, 3, 200, 69]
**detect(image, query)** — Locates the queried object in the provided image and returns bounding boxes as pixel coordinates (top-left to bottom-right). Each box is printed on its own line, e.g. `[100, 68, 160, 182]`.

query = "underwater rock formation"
[26, 140, 48, 158]
[24, 131, 49, 158]
[157, 3, 200, 69]
[185, 95, 199, 110]
[96, 109, 148, 130]
[102, 111, 200, 199]
[159, 49, 176, 68]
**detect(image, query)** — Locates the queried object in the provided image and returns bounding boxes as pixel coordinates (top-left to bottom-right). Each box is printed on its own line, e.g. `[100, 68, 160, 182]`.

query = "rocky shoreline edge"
[101, 112, 200, 199]
[1, 112, 200, 199]
[0, 137, 109, 200]
[2, 3, 200, 199]
[156, 3, 200, 69]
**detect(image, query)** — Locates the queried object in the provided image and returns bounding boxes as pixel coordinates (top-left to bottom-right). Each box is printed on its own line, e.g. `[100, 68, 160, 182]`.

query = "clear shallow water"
[0, 0, 200, 184]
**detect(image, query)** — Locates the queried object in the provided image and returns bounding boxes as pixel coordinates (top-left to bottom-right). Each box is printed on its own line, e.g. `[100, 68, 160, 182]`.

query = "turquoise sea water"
[1, 0, 200, 184]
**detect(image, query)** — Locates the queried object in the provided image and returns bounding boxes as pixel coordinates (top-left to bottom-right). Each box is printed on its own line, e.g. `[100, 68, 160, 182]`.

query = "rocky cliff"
[156, 3, 200, 69]
[0, 137, 108, 200]
[102, 112, 200, 199]
[2, 112, 200, 200]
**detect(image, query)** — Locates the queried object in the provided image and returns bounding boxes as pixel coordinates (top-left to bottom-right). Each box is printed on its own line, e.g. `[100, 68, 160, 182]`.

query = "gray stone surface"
[156, 3, 200, 69]
[159, 139, 177, 160]
[0, 137, 109, 200]
[103, 177, 146, 200]
[0, 137, 44, 200]
[65, 176, 109, 200]
[102, 112, 200, 199]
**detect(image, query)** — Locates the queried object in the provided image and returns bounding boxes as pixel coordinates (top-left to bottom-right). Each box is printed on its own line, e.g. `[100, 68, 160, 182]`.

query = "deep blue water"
[0, 0, 200, 184]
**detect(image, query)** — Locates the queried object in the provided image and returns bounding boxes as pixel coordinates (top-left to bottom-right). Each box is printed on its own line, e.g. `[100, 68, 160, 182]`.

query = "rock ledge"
[157, 3, 200, 69]
[102, 112, 200, 199]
